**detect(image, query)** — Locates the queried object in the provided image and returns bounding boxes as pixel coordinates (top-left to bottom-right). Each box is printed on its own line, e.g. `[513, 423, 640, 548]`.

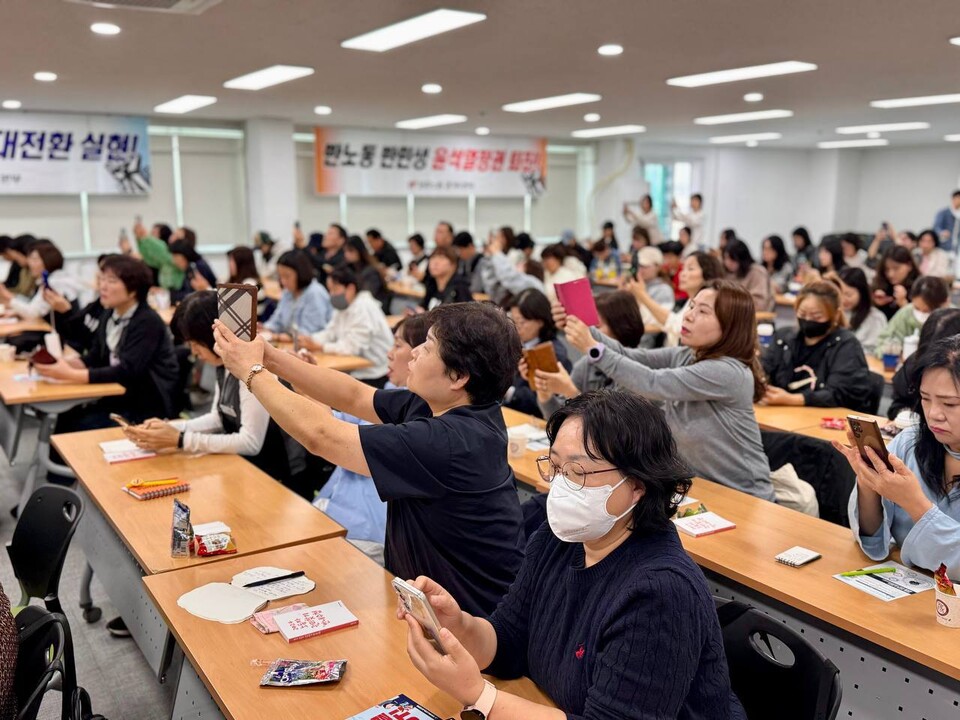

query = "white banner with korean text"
[314, 127, 546, 198]
[0, 114, 151, 195]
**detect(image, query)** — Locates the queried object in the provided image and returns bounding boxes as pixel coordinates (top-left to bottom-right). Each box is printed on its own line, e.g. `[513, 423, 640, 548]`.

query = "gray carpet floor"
[1, 416, 172, 720]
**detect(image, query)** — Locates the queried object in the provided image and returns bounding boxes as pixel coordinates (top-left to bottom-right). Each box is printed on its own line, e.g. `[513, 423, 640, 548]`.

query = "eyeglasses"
[536, 456, 621, 491]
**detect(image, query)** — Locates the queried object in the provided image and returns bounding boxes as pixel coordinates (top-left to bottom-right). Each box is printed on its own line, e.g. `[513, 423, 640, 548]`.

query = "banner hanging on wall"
[314, 127, 546, 198]
[0, 114, 151, 195]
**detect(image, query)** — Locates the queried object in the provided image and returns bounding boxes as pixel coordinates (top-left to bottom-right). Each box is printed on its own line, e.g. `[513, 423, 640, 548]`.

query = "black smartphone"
[847, 415, 893, 470]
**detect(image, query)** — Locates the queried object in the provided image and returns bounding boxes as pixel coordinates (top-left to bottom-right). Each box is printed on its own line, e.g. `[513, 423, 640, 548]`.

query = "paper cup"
[0, 344, 14, 363]
[935, 589, 960, 627]
[757, 323, 774, 348]
[507, 430, 528, 459]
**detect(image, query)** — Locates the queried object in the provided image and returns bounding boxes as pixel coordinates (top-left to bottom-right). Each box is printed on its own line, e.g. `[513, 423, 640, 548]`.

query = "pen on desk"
[243, 570, 306, 588]
[126, 477, 179, 488]
[839, 567, 896, 577]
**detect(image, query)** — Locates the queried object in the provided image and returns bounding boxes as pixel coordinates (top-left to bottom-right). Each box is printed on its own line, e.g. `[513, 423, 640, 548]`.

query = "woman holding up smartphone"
[871, 246, 919, 320]
[833, 335, 960, 578]
[556, 281, 775, 501]
[396, 389, 745, 720]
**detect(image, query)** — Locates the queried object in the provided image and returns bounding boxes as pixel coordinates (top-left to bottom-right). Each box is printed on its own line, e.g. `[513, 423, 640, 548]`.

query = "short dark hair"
[153, 223, 173, 243]
[428, 303, 521, 405]
[330, 223, 348, 241]
[508, 288, 556, 342]
[602, 221, 614, 231]
[177, 289, 217, 350]
[168, 240, 200, 263]
[515, 232, 535, 251]
[396, 312, 433, 348]
[29, 240, 64, 272]
[631, 226, 651, 245]
[101, 255, 153, 301]
[366, 228, 382, 240]
[0, 235, 12, 253]
[452, 231, 474, 248]
[841, 232, 862, 251]
[792, 226, 811, 250]
[430, 246, 459, 265]
[912, 275, 949, 308]
[277, 250, 315, 290]
[545, 389, 693, 534]
[328, 266, 358, 290]
[952, 189, 960, 199]
[438, 221, 454, 236]
[691, 193, 703, 203]
[918, 228, 940, 249]
[540, 243, 568, 263]
[408, 233, 425, 251]
[659, 241, 683, 257]
[180, 227, 197, 249]
[596, 291, 645, 348]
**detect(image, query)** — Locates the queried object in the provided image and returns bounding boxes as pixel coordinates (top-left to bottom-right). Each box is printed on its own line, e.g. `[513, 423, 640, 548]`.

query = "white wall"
[592, 139, 960, 255]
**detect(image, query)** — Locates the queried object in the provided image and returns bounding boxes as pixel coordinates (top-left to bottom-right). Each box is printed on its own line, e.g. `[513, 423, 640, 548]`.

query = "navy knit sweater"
[486, 523, 746, 719]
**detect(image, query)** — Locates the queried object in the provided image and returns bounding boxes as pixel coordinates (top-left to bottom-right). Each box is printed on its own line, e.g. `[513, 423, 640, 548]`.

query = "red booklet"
[554, 278, 600, 326]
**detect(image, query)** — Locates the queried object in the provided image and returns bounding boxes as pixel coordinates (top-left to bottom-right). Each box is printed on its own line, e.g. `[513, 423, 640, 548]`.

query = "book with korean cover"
[672, 511, 736, 537]
[554, 277, 600, 326]
[345, 694, 443, 720]
[274, 601, 358, 643]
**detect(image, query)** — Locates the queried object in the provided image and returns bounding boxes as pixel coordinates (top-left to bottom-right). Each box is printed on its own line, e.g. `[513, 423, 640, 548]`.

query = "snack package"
[935, 564, 956, 596]
[259, 659, 347, 687]
[194, 532, 237, 557]
[171, 499, 192, 558]
[820, 417, 845, 430]
[250, 603, 309, 634]
[677, 503, 708, 518]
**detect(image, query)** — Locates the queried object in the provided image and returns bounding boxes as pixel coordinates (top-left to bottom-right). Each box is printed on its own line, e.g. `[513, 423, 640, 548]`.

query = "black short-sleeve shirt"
[358, 389, 525, 617]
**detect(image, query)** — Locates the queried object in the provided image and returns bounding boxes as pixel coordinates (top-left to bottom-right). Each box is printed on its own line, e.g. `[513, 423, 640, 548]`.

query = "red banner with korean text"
[314, 128, 546, 198]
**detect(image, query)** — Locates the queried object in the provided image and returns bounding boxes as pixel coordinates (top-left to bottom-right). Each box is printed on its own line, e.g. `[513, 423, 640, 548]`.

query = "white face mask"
[547, 474, 637, 543]
[913, 309, 931, 324]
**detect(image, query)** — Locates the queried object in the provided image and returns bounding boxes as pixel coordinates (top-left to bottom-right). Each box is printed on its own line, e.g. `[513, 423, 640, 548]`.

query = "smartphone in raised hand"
[847, 415, 893, 471]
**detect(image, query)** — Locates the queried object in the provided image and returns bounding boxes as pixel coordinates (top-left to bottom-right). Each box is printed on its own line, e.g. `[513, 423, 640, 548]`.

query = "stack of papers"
[673, 511, 736, 537]
[99, 439, 155, 464]
[833, 562, 935, 602]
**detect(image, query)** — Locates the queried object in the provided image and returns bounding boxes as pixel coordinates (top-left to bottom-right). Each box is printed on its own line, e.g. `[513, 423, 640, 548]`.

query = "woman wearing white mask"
[395, 389, 746, 720]
[873, 276, 950, 360]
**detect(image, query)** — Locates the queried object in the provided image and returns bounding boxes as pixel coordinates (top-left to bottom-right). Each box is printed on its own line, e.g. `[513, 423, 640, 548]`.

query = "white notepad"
[672, 511, 736, 537]
[775, 546, 822, 567]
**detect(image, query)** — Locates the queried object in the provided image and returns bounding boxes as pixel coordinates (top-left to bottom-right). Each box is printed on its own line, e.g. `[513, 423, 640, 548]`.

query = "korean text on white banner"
[0, 114, 151, 195]
[314, 127, 546, 198]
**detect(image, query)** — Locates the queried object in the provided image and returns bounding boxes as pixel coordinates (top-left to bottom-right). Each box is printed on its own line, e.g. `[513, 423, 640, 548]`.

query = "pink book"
[554, 278, 600, 327]
[274, 601, 359, 643]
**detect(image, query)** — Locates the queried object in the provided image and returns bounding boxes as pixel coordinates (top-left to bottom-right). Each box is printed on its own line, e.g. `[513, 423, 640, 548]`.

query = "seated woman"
[761, 234, 794, 293]
[762, 281, 875, 413]
[792, 226, 817, 271]
[313, 314, 433, 564]
[0, 234, 36, 298]
[631, 246, 675, 329]
[0, 239, 84, 321]
[421, 246, 472, 310]
[169, 239, 218, 302]
[834, 335, 960, 579]
[588, 238, 621, 281]
[558, 281, 774, 501]
[871, 246, 919, 320]
[723, 239, 774, 312]
[479, 231, 545, 304]
[123, 291, 292, 481]
[840, 233, 869, 271]
[817, 239, 845, 276]
[887, 308, 960, 419]
[225, 245, 275, 321]
[504, 289, 571, 417]
[297, 267, 394, 387]
[263, 250, 332, 340]
[836, 267, 888, 354]
[406, 233, 428, 280]
[535, 290, 645, 417]
[540, 243, 586, 302]
[35, 255, 180, 427]
[344, 235, 390, 312]
[874, 275, 950, 357]
[917, 228, 951, 278]
[627, 251, 725, 347]
[398, 389, 745, 719]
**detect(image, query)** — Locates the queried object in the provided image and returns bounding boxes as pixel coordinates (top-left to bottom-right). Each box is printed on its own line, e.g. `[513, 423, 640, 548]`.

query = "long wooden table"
[754, 403, 886, 440]
[0, 318, 52, 337]
[52, 427, 344, 681]
[144, 538, 553, 720]
[388, 281, 491, 303]
[866, 353, 896, 385]
[271, 342, 373, 373]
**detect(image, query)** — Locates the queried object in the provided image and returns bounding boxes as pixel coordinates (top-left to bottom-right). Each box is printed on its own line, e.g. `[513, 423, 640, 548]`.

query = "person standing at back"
[932, 189, 960, 252]
[213, 302, 526, 617]
[672, 193, 705, 248]
[623, 193, 662, 245]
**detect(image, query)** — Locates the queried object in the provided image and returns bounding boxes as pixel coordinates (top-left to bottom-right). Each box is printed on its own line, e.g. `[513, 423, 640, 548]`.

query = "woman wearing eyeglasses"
[397, 389, 745, 720]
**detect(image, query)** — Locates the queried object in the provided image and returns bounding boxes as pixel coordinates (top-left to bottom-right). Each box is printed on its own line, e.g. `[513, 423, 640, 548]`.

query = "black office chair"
[14, 606, 74, 720]
[71, 688, 108, 720]
[865, 372, 885, 416]
[716, 599, 842, 720]
[6, 486, 83, 616]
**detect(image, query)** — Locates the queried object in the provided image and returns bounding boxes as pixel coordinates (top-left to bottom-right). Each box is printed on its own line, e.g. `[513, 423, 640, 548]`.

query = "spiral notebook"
[122, 482, 191, 501]
[775, 546, 821, 567]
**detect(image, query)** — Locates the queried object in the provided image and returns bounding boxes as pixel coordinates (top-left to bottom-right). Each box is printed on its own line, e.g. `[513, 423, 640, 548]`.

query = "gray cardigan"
[587, 329, 775, 502]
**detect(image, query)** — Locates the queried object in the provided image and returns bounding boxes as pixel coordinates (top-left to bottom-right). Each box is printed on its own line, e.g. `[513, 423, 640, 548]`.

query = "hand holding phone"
[109, 413, 131, 429]
[392, 577, 448, 655]
[217, 284, 258, 343]
[847, 415, 893, 471]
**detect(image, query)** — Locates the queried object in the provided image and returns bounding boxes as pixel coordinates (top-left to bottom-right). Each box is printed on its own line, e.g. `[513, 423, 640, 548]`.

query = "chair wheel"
[83, 607, 102, 623]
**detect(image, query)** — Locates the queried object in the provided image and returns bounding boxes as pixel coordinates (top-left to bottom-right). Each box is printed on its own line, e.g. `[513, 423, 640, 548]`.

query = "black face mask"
[798, 319, 832, 339]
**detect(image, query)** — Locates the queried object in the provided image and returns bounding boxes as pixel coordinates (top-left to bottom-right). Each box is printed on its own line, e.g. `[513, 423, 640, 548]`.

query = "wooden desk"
[0, 318, 52, 337]
[388, 281, 491, 303]
[685, 478, 960, 686]
[866, 354, 896, 384]
[0, 360, 125, 405]
[754, 404, 883, 433]
[756, 310, 776, 322]
[52, 427, 344, 575]
[775, 293, 796, 307]
[592, 277, 620, 288]
[502, 407, 547, 490]
[271, 342, 373, 373]
[143, 539, 554, 719]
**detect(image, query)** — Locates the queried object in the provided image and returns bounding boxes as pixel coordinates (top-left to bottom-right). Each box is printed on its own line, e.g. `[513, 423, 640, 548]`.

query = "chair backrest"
[6, 487, 83, 614]
[717, 600, 842, 720]
[14, 606, 67, 720]
[865, 372, 885, 417]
